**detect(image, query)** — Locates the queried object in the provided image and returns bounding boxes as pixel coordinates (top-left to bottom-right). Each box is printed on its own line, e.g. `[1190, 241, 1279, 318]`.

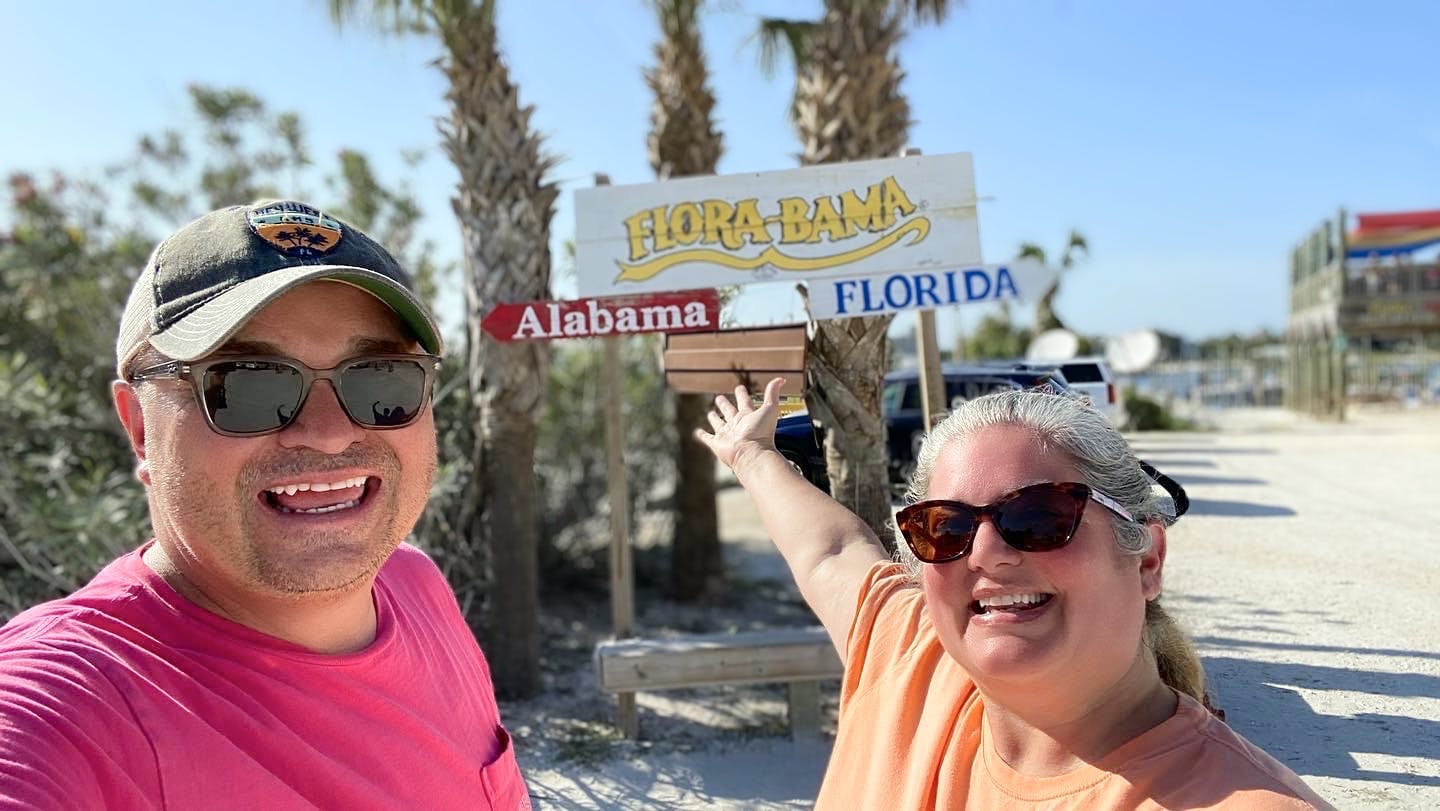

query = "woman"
[697, 378, 1331, 810]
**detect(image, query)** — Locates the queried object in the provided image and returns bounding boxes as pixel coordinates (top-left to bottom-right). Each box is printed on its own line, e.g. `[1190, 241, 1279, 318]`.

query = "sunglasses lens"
[202, 361, 304, 434]
[995, 485, 1087, 551]
[902, 504, 979, 563]
[338, 359, 429, 428]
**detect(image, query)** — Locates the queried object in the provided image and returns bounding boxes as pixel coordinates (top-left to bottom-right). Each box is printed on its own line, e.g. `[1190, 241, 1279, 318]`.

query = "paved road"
[525, 405, 1440, 809]
[1140, 406, 1440, 809]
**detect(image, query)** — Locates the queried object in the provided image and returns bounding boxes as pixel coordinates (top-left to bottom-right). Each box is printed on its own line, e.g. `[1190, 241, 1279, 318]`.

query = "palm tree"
[645, 0, 725, 601]
[328, 0, 556, 699]
[758, 0, 958, 540]
[1018, 230, 1088, 333]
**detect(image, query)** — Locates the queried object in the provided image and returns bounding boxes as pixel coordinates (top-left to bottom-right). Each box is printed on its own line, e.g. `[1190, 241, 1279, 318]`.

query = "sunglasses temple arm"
[1139, 460, 1190, 518]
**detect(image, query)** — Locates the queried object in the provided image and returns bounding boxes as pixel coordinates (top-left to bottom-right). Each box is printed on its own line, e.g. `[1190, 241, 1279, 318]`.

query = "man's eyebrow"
[214, 336, 417, 357]
[350, 336, 418, 354]
[215, 339, 283, 356]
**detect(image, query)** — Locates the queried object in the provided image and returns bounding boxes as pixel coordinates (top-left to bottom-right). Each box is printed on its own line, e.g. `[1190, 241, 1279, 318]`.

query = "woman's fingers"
[715, 392, 738, 419]
[762, 377, 786, 407]
[733, 384, 752, 414]
[706, 410, 726, 432]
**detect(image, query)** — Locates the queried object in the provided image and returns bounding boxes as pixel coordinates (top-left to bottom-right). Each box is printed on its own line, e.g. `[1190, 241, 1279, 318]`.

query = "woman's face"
[920, 424, 1163, 698]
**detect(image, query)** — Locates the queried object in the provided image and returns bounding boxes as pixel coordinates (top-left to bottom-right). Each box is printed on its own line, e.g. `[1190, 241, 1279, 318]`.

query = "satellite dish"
[1105, 330, 1162, 374]
[1026, 329, 1079, 362]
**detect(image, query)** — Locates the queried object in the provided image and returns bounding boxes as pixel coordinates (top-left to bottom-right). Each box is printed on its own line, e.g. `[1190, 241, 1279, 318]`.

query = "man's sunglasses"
[130, 354, 440, 437]
[896, 481, 1138, 564]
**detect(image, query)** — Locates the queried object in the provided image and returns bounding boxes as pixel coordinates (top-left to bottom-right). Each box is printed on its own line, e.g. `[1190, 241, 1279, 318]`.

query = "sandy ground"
[511, 405, 1440, 809]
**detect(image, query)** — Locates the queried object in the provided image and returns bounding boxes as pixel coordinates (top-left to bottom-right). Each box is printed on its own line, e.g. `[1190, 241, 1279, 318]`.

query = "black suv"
[882, 365, 1069, 484]
[773, 365, 1071, 489]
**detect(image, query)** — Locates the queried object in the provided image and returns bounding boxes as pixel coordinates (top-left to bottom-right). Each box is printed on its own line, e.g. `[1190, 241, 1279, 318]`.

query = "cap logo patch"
[247, 201, 343, 258]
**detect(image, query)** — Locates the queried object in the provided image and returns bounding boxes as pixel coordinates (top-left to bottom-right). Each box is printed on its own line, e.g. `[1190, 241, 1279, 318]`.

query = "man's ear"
[1139, 522, 1166, 601]
[113, 380, 151, 486]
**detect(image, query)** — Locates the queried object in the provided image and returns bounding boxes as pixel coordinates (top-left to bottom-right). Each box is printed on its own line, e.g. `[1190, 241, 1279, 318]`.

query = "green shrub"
[1123, 388, 1196, 431]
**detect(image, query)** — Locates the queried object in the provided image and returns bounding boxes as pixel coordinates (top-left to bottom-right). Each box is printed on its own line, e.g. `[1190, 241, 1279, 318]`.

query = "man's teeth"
[276, 499, 362, 515]
[977, 593, 1049, 609]
[265, 476, 369, 497]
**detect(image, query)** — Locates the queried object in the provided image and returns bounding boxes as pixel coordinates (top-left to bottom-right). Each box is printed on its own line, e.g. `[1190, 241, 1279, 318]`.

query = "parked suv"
[882, 365, 1071, 485]
[996, 357, 1122, 426]
[772, 366, 1073, 489]
[774, 410, 829, 490]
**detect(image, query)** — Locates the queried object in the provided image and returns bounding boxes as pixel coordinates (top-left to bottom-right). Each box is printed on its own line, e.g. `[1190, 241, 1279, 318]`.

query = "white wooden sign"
[574, 153, 981, 297]
[805, 258, 1055, 321]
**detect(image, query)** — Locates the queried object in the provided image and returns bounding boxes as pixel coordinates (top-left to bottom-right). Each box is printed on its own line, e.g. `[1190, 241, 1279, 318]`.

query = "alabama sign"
[479, 289, 721, 342]
[805, 258, 1055, 321]
[574, 153, 981, 297]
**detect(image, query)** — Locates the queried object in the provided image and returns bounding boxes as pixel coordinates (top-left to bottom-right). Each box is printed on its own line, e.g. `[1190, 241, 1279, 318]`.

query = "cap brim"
[148, 265, 443, 361]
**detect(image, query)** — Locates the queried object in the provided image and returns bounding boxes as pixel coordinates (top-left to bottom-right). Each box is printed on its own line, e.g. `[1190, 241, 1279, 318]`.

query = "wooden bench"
[594, 626, 844, 741]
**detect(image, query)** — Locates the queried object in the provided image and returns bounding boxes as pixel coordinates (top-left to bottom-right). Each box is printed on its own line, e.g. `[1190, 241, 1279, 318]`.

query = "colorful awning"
[1348, 209, 1440, 258]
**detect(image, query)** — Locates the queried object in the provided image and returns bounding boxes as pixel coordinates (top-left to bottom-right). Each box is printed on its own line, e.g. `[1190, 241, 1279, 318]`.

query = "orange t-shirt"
[814, 562, 1334, 810]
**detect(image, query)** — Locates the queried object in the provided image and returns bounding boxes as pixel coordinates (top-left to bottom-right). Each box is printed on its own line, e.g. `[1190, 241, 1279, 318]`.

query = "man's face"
[130, 281, 437, 600]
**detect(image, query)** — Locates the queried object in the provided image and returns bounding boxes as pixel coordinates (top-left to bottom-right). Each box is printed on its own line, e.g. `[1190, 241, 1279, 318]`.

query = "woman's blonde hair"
[896, 389, 1207, 703]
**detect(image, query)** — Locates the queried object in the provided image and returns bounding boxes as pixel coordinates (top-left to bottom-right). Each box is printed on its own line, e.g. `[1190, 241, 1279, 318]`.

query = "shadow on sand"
[1183, 498, 1295, 517]
[1204, 652, 1440, 788]
[1169, 590, 1440, 789]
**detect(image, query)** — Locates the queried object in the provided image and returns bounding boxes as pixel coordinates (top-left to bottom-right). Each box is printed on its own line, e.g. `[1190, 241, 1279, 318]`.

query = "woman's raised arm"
[694, 377, 890, 656]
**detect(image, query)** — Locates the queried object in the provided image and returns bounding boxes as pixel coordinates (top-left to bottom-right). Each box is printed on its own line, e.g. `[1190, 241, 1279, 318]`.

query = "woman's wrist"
[731, 443, 783, 488]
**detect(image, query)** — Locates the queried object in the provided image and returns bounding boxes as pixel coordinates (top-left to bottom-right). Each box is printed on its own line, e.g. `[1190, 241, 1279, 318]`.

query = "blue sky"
[5, 0, 1438, 344]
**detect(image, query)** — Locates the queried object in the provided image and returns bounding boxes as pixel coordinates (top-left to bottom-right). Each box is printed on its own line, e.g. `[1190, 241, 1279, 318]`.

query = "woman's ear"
[1140, 521, 1166, 601]
[113, 381, 151, 486]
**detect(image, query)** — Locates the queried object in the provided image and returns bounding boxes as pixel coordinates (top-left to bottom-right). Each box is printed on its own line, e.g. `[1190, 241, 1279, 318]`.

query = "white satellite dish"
[1026, 329, 1080, 362]
[1105, 330, 1162, 374]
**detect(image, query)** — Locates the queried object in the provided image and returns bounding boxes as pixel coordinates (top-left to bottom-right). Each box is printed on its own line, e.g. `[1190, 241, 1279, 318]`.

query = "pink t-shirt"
[0, 543, 528, 810]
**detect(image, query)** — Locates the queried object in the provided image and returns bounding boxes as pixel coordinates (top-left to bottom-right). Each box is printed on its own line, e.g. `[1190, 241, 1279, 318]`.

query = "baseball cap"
[116, 200, 442, 375]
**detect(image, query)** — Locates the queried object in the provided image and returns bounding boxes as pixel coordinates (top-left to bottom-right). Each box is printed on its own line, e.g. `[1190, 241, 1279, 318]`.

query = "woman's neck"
[980, 649, 1179, 776]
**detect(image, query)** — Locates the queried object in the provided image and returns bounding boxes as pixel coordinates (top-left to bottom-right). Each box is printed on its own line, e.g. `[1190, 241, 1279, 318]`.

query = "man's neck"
[979, 649, 1178, 776]
[141, 543, 380, 655]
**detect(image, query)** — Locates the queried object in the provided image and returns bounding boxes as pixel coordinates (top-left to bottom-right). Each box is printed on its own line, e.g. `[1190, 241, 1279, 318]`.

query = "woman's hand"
[693, 377, 787, 476]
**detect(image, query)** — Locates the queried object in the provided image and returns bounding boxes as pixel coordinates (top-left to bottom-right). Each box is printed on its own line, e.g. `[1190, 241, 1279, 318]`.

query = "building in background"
[1287, 209, 1440, 418]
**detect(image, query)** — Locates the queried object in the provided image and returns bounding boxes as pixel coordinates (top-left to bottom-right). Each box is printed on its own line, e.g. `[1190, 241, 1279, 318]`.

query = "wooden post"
[900, 147, 949, 430]
[596, 173, 638, 739]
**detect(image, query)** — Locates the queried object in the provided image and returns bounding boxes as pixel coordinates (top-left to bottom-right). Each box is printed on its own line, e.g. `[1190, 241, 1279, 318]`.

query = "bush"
[1123, 388, 1196, 431]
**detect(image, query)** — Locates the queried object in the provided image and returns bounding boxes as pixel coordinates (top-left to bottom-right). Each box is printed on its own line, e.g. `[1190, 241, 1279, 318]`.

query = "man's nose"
[277, 380, 363, 454]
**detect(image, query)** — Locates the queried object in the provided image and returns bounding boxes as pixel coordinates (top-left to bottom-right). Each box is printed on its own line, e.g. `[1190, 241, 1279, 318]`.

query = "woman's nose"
[966, 518, 1022, 572]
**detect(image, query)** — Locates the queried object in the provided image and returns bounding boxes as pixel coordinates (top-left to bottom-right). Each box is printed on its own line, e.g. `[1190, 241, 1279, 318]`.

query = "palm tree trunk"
[437, 1, 557, 700]
[794, 2, 911, 542]
[670, 392, 721, 596]
[647, 0, 726, 599]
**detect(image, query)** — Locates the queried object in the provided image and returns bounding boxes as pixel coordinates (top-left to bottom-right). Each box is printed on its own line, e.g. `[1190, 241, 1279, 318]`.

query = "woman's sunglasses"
[130, 354, 440, 437]
[896, 481, 1137, 564]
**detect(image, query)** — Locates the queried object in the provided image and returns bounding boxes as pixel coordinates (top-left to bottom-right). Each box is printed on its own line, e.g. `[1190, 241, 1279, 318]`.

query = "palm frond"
[1060, 229, 1089, 268]
[325, 0, 490, 34]
[1016, 241, 1047, 263]
[753, 18, 819, 77]
[900, 0, 959, 27]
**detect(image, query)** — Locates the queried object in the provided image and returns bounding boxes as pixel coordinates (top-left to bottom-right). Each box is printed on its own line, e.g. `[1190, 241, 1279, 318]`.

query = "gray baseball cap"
[116, 200, 442, 375]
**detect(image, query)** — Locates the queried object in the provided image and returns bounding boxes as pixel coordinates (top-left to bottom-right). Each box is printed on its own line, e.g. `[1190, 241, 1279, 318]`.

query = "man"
[0, 201, 529, 809]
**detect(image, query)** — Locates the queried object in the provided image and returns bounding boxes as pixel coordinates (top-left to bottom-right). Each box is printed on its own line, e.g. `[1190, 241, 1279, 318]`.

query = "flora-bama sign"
[805, 259, 1055, 321]
[574, 153, 980, 297]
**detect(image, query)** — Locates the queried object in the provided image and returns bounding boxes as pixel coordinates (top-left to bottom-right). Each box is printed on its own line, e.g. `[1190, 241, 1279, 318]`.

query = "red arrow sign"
[480, 289, 722, 342]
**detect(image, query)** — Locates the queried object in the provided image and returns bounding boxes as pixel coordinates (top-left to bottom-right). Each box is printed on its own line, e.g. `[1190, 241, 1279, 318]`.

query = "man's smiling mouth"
[260, 475, 376, 515]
